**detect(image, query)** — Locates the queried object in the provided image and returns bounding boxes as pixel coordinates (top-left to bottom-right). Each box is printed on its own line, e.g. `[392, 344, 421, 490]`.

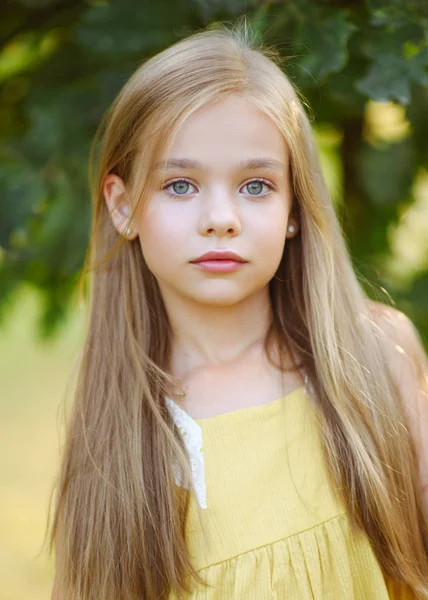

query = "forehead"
[162, 96, 288, 168]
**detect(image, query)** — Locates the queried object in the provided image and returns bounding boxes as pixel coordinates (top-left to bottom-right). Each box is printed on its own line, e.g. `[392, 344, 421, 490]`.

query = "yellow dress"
[169, 385, 417, 599]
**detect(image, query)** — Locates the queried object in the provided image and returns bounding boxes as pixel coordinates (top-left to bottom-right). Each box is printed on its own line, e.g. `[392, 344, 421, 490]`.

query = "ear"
[103, 173, 138, 239]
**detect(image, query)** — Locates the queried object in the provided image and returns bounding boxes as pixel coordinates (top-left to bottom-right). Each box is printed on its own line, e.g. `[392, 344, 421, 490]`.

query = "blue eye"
[241, 179, 274, 197]
[164, 180, 197, 196]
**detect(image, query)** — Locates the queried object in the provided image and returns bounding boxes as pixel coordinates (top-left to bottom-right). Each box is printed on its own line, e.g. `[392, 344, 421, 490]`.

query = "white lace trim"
[165, 397, 207, 509]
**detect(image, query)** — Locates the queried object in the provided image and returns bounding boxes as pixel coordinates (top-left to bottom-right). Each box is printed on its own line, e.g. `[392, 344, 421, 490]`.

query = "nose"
[199, 187, 241, 237]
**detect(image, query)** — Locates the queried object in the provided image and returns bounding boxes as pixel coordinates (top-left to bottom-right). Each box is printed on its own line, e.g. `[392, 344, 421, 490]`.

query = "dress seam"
[197, 511, 349, 572]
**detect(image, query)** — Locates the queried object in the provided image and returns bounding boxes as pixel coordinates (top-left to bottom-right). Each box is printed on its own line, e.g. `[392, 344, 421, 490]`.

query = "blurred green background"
[1, 1, 427, 598]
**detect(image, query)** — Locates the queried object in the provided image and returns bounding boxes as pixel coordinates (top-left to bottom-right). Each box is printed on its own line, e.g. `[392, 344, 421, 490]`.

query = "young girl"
[49, 21, 428, 600]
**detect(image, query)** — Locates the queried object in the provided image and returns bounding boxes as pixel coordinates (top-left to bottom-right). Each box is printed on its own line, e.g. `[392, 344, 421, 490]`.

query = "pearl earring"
[287, 224, 296, 234]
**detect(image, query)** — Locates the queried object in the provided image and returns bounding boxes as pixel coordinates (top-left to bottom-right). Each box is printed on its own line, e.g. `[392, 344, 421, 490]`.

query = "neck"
[163, 285, 274, 380]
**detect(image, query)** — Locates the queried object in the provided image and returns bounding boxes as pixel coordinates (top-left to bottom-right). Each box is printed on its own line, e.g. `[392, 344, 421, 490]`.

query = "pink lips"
[190, 250, 248, 273]
[191, 250, 246, 263]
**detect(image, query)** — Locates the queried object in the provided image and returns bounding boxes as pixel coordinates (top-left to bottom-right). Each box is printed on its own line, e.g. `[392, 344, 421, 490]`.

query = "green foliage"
[0, 0, 427, 342]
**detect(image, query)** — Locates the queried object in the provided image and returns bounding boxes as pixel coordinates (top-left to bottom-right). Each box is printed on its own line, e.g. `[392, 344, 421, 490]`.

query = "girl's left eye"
[162, 178, 275, 197]
[241, 179, 275, 196]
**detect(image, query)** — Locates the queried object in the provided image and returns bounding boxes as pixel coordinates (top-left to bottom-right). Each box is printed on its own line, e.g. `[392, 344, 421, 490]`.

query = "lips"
[191, 250, 247, 263]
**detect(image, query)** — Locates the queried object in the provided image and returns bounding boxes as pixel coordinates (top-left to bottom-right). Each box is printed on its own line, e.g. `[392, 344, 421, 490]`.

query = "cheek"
[137, 206, 188, 272]
[249, 208, 288, 266]
[259, 229, 287, 275]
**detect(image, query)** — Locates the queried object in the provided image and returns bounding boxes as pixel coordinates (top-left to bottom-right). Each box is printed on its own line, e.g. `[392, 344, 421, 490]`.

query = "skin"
[104, 95, 300, 400]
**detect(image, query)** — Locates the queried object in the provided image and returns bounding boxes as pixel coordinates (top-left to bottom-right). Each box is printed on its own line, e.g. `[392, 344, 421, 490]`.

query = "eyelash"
[162, 178, 276, 198]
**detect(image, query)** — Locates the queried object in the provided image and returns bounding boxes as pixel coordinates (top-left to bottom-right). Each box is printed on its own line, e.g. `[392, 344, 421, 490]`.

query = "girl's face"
[106, 95, 297, 306]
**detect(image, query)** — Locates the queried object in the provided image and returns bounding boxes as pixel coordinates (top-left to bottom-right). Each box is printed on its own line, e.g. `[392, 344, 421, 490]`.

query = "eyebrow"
[153, 158, 286, 172]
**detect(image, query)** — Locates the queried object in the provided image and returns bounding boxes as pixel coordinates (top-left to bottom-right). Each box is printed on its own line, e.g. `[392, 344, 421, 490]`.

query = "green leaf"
[356, 46, 428, 104]
[367, 0, 428, 26]
[292, 9, 357, 84]
[74, 0, 199, 59]
[355, 11, 428, 103]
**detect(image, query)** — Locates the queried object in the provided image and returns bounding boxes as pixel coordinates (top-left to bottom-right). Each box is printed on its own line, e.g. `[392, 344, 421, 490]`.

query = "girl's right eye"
[163, 179, 197, 196]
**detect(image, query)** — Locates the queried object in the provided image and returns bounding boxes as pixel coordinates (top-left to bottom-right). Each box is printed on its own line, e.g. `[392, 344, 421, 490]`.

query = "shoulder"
[364, 299, 428, 407]
[365, 300, 427, 374]
[365, 299, 420, 344]
[365, 299, 428, 498]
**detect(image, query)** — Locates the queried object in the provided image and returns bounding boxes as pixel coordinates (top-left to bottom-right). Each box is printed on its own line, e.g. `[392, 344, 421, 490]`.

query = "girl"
[49, 21, 428, 600]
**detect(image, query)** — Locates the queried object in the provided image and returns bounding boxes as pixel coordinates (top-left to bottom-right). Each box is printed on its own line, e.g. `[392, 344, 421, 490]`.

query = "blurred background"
[1, 1, 427, 598]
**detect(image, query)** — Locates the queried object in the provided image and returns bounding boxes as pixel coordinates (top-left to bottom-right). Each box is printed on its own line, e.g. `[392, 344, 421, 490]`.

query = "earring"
[287, 224, 296, 234]
[123, 220, 134, 236]
[120, 205, 133, 237]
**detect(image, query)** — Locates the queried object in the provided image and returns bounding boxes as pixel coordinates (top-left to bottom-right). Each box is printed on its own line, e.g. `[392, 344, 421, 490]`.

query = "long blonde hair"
[46, 20, 428, 599]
